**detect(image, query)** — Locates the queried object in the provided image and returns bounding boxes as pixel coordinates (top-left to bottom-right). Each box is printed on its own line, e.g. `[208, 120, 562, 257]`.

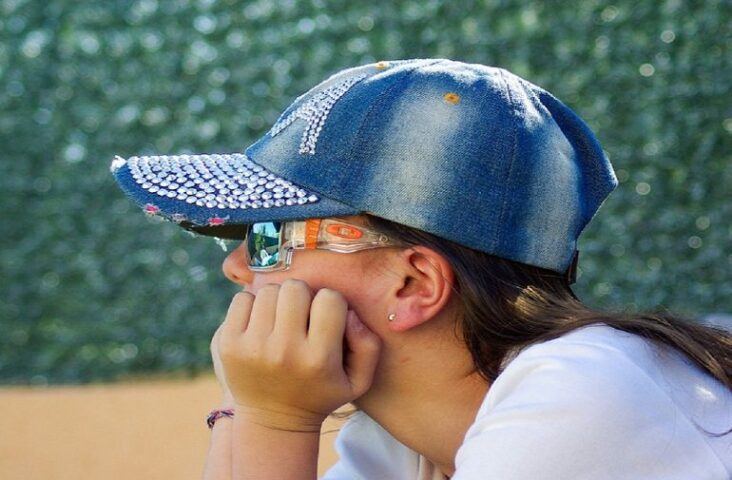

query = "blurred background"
[1, 0, 730, 477]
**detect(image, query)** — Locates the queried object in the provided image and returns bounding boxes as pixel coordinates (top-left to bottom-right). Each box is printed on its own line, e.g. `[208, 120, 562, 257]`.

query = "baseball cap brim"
[111, 152, 360, 239]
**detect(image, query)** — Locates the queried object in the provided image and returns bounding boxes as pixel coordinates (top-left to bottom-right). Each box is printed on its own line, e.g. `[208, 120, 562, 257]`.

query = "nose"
[222, 242, 254, 286]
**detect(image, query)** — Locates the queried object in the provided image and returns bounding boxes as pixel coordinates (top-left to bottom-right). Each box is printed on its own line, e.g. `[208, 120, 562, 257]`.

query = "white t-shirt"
[323, 324, 732, 479]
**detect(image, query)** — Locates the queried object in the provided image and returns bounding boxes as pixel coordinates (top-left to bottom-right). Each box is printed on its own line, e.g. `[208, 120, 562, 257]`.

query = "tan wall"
[0, 375, 343, 479]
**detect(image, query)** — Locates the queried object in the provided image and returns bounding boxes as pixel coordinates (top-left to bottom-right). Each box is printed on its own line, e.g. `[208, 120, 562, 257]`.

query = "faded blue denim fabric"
[112, 58, 617, 274]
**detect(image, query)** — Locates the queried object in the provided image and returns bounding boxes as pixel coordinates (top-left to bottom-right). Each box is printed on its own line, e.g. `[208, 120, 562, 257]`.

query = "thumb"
[343, 310, 381, 397]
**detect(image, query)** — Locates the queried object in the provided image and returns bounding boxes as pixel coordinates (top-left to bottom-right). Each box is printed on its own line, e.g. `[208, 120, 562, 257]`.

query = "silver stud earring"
[387, 313, 397, 322]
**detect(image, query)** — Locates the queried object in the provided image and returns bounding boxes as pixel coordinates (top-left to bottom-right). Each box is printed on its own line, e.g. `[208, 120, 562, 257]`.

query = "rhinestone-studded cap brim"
[111, 153, 360, 236]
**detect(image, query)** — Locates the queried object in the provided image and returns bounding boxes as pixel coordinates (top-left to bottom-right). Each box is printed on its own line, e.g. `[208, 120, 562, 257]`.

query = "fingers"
[222, 281, 322, 344]
[246, 284, 279, 337]
[220, 291, 255, 342]
[221, 283, 358, 369]
[308, 288, 348, 361]
[218, 282, 379, 414]
[273, 280, 313, 340]
[343, 310, 381, 397]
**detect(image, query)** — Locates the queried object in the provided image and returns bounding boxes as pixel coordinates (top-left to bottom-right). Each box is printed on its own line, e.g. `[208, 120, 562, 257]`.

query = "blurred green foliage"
[1, 0, 730, 384]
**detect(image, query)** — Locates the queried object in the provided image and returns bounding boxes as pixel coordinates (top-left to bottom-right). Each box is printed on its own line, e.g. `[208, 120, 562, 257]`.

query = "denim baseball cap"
[111, 58, 617, 275]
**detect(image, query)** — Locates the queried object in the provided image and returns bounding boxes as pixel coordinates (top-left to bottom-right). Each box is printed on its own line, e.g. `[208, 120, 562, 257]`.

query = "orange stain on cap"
[443, 92, 461, 104]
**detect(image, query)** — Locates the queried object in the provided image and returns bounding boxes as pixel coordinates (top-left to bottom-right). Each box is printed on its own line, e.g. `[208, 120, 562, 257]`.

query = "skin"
[203, 215, 490, 479]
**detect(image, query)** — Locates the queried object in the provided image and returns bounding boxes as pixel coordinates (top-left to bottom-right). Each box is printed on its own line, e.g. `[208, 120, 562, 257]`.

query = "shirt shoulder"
[454, 324, 732, 479]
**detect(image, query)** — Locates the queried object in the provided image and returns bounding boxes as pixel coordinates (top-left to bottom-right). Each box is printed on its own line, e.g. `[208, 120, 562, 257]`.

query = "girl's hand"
[210, 324, 236, 408]
[217, 279, 381, 432]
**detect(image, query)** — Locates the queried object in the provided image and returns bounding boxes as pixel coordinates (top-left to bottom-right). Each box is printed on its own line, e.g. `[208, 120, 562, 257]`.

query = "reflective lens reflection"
[247, 222, 282, 267]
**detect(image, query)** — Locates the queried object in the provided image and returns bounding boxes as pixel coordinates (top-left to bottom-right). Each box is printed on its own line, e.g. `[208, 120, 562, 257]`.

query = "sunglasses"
[243, 218, 402, 272]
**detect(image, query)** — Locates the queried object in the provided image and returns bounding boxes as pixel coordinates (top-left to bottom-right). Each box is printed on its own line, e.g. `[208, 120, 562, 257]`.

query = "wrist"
[233, 404, 325, 433]
[207, 408, 235, 429]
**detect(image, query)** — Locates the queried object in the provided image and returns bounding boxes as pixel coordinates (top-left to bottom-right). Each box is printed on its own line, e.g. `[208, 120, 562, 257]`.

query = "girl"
[112, 59, 732, 479]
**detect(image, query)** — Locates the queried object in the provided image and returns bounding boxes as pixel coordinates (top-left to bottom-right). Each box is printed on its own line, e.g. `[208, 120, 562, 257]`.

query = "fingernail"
[347, 310, 364, 333]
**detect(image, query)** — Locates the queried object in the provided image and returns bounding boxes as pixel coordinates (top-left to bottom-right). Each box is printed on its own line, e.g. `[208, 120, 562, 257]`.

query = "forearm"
[202, 408, 233, 480]
[231, 408, 320, 480]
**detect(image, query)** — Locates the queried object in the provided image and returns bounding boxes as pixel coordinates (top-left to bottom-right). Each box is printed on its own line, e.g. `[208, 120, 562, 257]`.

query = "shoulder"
[476, 324, 678, 440]
[486, 324, 660, 409]
[454, 324, 730, 479]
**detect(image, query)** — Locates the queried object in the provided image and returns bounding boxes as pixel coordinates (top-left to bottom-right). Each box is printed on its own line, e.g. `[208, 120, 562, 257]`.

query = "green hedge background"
[2, 0, 730, 384]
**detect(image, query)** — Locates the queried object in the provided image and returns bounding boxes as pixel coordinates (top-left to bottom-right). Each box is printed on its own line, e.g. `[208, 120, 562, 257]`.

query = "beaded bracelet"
[206, 408, 234, 429]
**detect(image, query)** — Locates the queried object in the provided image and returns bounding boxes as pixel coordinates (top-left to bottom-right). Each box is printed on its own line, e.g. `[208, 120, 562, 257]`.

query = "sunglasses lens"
[246, 222, 283, 268]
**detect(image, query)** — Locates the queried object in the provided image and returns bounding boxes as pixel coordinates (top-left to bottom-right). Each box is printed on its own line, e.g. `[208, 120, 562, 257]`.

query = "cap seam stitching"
[343, 59, 445, 202]
[495, 69, 520, 253]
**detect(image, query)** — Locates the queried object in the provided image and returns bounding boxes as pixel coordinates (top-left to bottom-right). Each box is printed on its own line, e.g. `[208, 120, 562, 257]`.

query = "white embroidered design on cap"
[269, 74, 367, 155]
[127, 153, 320, 213]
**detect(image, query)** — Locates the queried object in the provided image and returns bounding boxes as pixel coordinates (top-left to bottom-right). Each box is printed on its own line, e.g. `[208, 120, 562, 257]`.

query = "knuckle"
[354, 379, 375, 397]
[258, 283, 281, 296]
[282, 278, 305, 288]
[233, 292, 256, 314]
[254, 285, 280, 307]
[219, 335, 246, 359]
[218, 340, 237, 361]
[265, 344, 292, 369]
[282, 278, 312, 295]
[318, 287, 340, 297]
[232, 342, 258, 364]
[365, 337, 382, 353]
[301, 356, 327, 376]
[314, 288, 346, 307]
[235, 291, 255, 303]
[360, 334, 381, 352]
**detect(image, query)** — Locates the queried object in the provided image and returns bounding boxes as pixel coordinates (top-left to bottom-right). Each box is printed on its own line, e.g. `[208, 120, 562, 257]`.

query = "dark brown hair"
[365, 214, 732, 393]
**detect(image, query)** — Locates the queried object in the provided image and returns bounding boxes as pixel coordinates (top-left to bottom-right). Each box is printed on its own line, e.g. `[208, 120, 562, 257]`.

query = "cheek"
[339, 266, 392, 332]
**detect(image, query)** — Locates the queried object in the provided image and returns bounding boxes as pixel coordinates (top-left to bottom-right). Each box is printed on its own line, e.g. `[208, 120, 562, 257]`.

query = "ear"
[387, 246, 456, 333]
